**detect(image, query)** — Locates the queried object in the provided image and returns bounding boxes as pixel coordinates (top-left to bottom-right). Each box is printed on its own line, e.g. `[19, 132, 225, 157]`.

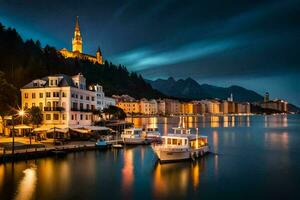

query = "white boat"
[121, 128, 149, 145]
[152, 129, 209, 162]
[96, 139, 108, 149]
[143, 127, 161, 142]
[112, 144, 123, 148]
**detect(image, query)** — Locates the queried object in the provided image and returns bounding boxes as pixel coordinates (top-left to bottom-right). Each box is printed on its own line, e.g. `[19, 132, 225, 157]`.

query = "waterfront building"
[157, 99, 166, 115]
[20, 73, 113, 128]
[89, 84, 115, 110]
[140, 99, 158, 115]
[165, 99, 181, 115]
[201, 100, 220, 114]
[261, 100, 288, 112]
[235, 103, 251, 114]
[116, 101, 140, 114]
[59, 16, 103, 64]
[113, 94, 136, 103]
[181, 102, 194, 115]
[221, 100, 236, 114]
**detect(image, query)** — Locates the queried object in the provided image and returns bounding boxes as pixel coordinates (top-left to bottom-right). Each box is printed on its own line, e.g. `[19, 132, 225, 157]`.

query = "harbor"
[1, 114, 299, 199]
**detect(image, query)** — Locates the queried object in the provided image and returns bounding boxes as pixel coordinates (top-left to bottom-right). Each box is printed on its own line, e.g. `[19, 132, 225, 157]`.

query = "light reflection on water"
[1, 115, 300, 200]
[14, 166, 37, 200]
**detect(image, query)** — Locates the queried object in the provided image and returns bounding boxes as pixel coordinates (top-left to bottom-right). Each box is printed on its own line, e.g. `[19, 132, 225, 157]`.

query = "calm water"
[1, 115, 300, 200]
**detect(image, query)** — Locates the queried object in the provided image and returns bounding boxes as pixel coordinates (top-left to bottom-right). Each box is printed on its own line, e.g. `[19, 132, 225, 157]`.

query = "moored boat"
[121, 128, 149, 145]
[143, 127, 161, 142]
[96, 139, 108, 149]
[151, 128, 209, 162]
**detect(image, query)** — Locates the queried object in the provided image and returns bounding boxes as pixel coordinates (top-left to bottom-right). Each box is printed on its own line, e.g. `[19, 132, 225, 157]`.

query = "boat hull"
[122, 138, 149, 145]
[153, 146, 209, 163]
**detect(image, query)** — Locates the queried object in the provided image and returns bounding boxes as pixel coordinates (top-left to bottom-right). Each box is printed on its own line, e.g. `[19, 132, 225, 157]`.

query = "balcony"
[44, 107, 65, 111]
[71, 108, 95, 112]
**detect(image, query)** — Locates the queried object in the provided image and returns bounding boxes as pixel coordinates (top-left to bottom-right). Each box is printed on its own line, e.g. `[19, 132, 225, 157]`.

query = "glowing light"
[14, 167, 37, 200]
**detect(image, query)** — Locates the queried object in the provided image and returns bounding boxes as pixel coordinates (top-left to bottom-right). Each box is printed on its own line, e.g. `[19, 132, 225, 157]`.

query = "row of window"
[24, 92, 67, 99]
[45, 113, 66, 121]
[71, 93, 95, 101]
[24, 102, 66, 109]
[72, 102, 95, 110]
[71, 114, 92, 121]
[44, 113, 92, 121]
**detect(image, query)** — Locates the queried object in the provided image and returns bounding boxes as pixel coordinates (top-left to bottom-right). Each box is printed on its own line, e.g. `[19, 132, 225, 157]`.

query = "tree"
[102, 106, 126, 120]
[0, 71, 17, 135]
[29, 106, 42, 141]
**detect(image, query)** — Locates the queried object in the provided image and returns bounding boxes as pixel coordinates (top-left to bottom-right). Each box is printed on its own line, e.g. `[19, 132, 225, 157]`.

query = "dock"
[0, 140, 121, 163]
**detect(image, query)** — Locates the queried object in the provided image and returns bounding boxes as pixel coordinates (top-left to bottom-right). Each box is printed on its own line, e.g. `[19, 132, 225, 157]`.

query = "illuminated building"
[181, 102, 194, 115]
[20, 73, 115, 127]
[116, 101, 140, 114]
[59, 16, 103, 64]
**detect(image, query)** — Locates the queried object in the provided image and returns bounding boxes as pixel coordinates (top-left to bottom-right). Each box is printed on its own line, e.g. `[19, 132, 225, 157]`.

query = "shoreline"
[0, 143, 103, 163]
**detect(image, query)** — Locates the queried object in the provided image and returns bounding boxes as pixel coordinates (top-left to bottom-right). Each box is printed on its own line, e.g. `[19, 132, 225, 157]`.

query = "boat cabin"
[172, 127, 197, 134]
[123, 128, 143, 136]
[161, 134, 208, 149]
[145, 127, 159, 132]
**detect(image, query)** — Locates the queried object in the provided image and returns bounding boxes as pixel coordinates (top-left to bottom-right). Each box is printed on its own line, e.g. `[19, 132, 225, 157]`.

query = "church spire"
[72, 16, 82, 53]
[75, 16, 80, 31]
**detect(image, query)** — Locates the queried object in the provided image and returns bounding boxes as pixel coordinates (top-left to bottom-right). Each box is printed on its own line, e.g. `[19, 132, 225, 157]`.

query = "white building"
[89, 84, 116, 110]
[21, 73, 115, 128]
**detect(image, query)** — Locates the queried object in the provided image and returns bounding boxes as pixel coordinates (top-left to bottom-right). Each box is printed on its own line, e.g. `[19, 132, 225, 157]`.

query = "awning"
[47, 127, 69, 133]
[33, 125, 70, 132]
[70, 126, 110, 133]
[70, 128, 90, 133]
[12, 125, 32, 129]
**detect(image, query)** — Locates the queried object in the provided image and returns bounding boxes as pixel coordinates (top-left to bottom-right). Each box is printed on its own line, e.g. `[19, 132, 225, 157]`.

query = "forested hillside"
[0, 22, 164, 101]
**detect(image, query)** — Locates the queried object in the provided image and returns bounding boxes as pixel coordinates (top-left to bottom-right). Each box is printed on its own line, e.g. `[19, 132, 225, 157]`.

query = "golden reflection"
[122, 148, 134, 195]
[153, 163, 189, 198]
[163, 117, 168, 135]
[14, 166, 37, 200]
[210, 116, 220, 128]
[212, 131, 219, 153]
[0, 165, 4, 190]
[153, 161, 204, 198]
[192, 162, 200, 190]
[187, 116, 194, 128]
[231, 116, 235, 127]
[39, 159, 54, 190]
[223, 116, 229, 127]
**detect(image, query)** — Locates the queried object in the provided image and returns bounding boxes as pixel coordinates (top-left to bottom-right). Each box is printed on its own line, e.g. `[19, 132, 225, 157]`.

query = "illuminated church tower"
[59, 16, 103, 64]
[72, 16, 83, 53]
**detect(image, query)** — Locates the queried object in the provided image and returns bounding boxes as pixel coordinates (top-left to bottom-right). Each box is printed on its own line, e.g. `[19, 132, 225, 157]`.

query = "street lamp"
[18, 109, 25, 124]
[11, 109, 26, 158]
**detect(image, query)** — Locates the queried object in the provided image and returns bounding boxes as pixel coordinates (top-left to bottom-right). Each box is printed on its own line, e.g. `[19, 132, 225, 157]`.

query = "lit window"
[53, 114, 59, 120]
[46, 114, 51, 120]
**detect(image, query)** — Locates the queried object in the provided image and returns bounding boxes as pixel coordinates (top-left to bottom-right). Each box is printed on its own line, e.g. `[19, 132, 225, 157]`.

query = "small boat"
[151, 128, 209, 163]
[112, 144, 123, 148]
[144, 127, 161, 142]
[96, 139, 108, 149]
[121, 128, 149, 145]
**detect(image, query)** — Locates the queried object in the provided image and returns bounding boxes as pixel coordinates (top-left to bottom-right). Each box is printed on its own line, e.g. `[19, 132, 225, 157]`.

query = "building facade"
[21, 73, 114, 127]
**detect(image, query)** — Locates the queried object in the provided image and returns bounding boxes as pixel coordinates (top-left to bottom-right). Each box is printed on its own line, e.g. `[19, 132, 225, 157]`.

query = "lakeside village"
[0, 17, 289, 162]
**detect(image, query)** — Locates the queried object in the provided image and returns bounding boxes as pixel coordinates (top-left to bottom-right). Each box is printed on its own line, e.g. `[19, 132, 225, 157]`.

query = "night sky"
[1, 0, 299, 106]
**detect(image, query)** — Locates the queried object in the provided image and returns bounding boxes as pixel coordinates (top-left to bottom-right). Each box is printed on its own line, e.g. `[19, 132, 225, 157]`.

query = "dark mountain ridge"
[147, 77, 264, 102]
